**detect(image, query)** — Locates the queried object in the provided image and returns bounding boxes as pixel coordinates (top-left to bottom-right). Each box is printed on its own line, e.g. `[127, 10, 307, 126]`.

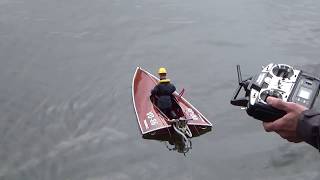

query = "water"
[1, 0, 320, 179]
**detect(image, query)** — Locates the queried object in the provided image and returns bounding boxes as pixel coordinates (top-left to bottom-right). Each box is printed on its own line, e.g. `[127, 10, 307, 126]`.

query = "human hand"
[263, 97, 308, 143]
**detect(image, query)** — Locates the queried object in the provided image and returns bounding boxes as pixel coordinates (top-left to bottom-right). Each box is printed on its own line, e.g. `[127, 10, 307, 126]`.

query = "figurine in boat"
[150, 67, 178, 119]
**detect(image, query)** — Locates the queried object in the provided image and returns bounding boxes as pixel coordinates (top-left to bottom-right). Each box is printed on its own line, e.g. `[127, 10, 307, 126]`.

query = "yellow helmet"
[159, 79, 170, 83]
[158, 67, 167, 74]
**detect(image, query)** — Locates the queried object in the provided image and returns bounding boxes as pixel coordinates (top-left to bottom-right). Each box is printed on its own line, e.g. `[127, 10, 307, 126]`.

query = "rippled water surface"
[1, 0, 320, 179]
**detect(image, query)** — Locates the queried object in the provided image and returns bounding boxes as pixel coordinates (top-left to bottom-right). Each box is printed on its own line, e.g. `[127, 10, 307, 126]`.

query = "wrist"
[297, 109, 320, 149]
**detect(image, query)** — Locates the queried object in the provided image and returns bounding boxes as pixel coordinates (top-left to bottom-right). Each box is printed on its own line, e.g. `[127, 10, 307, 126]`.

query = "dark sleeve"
[151, 85, 158, 96]
[170, 84, 176, 94]
[297, 109, 320, 151]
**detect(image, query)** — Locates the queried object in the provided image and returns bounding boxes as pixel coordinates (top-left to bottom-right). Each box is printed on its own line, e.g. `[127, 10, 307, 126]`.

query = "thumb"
[266, 96, 290, 112]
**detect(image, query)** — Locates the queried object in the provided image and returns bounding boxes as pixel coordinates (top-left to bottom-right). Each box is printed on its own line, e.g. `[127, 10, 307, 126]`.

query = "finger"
[275, 127, 298, 136]
[275, 130, 297, 142]
[266, 97, 290, 112]
[263, 122, 275, 132]
[276, 130, 290, 139]
[287, 138, 303, 143]
[263, 118, 287, 132]
[279, 135, 298, 142]
[271, 119, 286, 130]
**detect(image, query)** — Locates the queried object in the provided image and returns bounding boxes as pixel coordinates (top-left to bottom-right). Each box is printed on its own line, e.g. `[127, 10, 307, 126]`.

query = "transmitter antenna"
[230, 64, 249, 107]
[237, 65, 242, 84]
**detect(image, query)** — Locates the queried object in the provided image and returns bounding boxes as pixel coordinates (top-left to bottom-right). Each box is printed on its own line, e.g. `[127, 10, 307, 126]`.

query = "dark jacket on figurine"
[297, 109, 320, 151]
[151, 83, 176, 111]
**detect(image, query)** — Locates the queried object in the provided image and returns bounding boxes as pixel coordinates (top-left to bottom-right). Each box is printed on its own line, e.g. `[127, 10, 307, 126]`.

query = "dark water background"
[1, 0, 320, 179]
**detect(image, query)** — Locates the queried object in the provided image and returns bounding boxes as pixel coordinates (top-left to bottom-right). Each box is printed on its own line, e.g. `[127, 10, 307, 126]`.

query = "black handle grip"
[247, 103, 287, 122]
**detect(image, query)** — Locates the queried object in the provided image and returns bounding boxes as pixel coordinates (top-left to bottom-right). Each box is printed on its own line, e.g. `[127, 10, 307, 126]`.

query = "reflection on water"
[143, 121, 211, 156]
[165, 136, 192, 155]
[154, 132, 193, 156]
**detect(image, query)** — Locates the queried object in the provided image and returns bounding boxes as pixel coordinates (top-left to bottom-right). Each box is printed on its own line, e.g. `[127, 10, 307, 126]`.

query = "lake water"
[1, 0, 320, 179]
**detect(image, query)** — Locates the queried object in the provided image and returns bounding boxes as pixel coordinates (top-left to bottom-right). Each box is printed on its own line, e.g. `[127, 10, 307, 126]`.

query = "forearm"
[297, 110, 320, 150]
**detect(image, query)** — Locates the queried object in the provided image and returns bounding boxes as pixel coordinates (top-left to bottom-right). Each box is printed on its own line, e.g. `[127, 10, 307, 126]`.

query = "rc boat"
[132, 67, 212, 141]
